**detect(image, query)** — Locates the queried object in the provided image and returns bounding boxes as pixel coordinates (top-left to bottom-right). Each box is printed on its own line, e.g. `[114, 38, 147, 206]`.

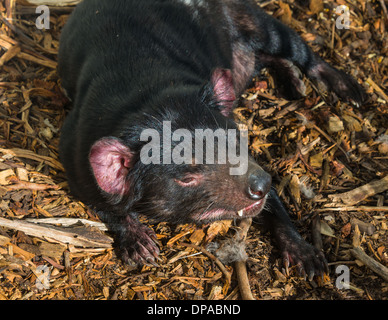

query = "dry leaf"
[377, 246, 386, 263]
[289, 174, 301, 204]
[320, 220, 336, 238]
[331, 160, 345, 176]
[302, 33, 317, 42]
[343, 115, 362, 132]
[310, 152, 323, 168]
[341, 223, 352, 238]
[0, 45, 21, 67]
[309, 0, 324, 15]
[352, 224, 361, 248]
[278, 1, 292, 25]
[166, 226, 194, 247]
[0, 169, 15, 185]
[208, 285, 224, 300]
[327, 116, 344, 133]
[205, 220, 232, 243]
[189, 228, 205, 245]
[16, 168, 29, 181]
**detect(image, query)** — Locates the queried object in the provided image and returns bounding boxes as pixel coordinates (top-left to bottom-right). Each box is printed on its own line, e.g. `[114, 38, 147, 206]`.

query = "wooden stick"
[0, 217, 113, 248]
[316, 206, 388, 212]
[17, 52, 57, 69]
[328, 175, 388, 206]
[234, 218, 255, 300]
[350, 247, 388, 282]
[0, 44, 20, 67]
[379, 0, 388, 22]
[26, 217, 108, 231]
[366, 77, 388, 103]
[234, 260, 255, 300]
[6, 177, 59, 191]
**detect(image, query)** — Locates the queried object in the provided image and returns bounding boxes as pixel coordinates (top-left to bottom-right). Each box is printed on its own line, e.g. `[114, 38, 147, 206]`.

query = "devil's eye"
[174, 174, 202, 187]
[181, 177, 195, 184]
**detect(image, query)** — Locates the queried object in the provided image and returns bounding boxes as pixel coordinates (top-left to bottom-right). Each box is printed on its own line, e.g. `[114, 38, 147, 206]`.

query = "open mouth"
[237, 198, 265, 218]
[197, 195, 267, 221]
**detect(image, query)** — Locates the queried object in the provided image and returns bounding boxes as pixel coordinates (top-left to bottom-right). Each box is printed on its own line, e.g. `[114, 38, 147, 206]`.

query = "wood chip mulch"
[0, 0, 387, 300]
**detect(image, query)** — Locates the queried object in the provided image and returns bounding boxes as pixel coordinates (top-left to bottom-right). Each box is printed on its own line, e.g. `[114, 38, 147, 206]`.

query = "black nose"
[247, 169, 272, 200]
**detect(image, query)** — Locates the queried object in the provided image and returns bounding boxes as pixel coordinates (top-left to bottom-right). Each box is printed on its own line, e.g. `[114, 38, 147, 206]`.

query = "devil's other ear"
[211, 68, 236, 117]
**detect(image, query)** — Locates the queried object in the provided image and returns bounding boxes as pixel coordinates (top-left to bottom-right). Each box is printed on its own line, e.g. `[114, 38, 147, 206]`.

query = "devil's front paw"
[117, 223, 160, 267]
[279, 236, 328, 280]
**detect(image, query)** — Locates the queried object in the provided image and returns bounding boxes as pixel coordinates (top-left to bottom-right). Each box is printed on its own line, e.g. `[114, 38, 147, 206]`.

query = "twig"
[0, 217, 113, 248]
[316, 206, 388, 212]
[311, 215, 323, 251]
[319, 158, 330, 192]
[16, 6, 75, 15]
[350, 218, 375, 236]
[42, 256, 65, 270]
[380, 0, 388, 22]
[234, 260, 255, 300]
[180, 242, 231, 285]
[235, 218, 252, 242]
[328, 175, 388, 205]
[234, 218, 255, 300]
[0, 44, 20, 67]
[26, 217, 108, 231]
[350, 247, 388, 282]
[6, 177, 59, 191]
[17, 52, 57, 69]
[366, 77, 388, 103]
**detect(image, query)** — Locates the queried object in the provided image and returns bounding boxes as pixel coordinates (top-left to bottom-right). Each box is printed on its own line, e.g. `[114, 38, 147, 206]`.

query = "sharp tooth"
[238, 209, 243, 217]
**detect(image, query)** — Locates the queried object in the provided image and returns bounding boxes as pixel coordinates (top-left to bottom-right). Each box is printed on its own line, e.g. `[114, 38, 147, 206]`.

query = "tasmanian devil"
[58, 0, 365, 277]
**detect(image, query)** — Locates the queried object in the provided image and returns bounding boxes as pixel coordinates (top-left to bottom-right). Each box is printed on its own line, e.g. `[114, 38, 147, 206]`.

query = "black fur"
[58, 0, 364, 273]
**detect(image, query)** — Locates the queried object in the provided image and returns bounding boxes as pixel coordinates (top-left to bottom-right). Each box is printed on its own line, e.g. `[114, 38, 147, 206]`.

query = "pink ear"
[89, 137, 134, 195]
[211, 68, 236, 117]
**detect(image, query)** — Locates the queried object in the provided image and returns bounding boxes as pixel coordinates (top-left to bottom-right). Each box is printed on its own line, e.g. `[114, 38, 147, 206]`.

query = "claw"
[149, 231, 159, 242]
[145, 257, 160, 268]
[145, 241, 160, 258]
[283, 254, 290, 276]
[296, 263, 305, 279]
